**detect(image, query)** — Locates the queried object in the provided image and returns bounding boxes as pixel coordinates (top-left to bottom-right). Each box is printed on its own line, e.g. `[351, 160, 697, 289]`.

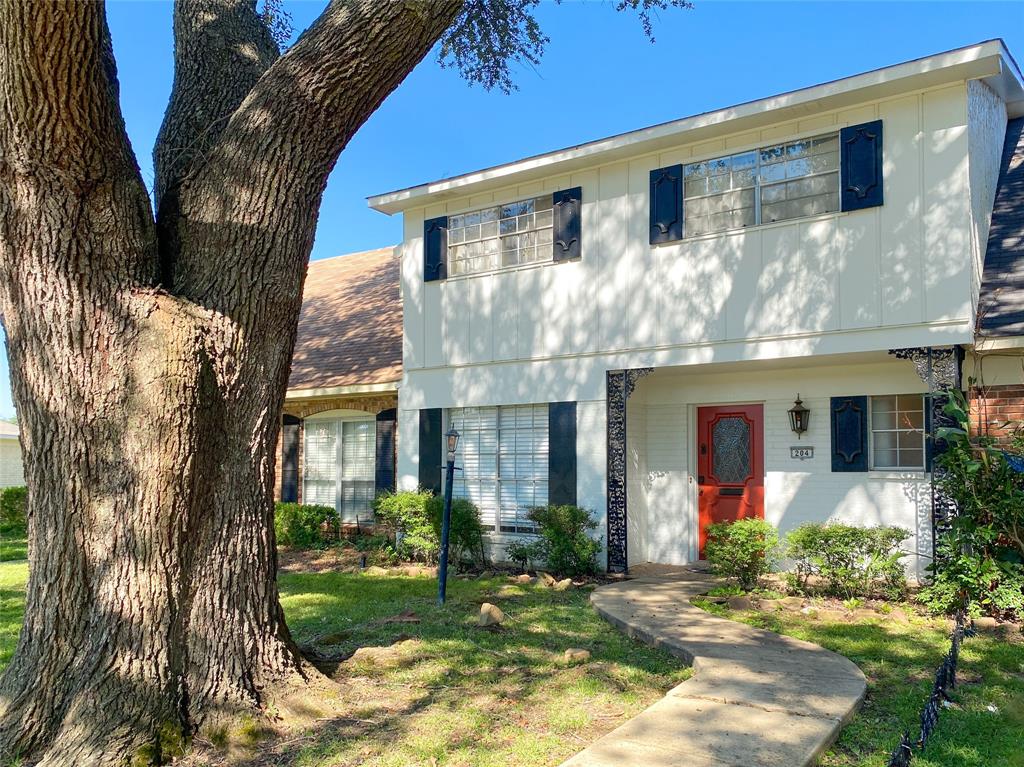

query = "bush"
[507, 505, 602, 577]
[784, 523, 908, 600]
[0, 486, 27, 528]
[273, 502, 337, 549]
[426, 495, 487, 569]
[373, 490, 437, 562]
[704, 518, 778, 591]
[920, 388, 1024, 620]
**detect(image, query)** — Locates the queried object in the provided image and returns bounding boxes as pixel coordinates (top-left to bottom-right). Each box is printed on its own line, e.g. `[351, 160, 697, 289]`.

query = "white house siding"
[392, 60, 1017, 572]
[632, 358, 935, 577]
[0, 438, 24, 488]
[401, 85, 982, 375]
[967, 79, 1009, 316]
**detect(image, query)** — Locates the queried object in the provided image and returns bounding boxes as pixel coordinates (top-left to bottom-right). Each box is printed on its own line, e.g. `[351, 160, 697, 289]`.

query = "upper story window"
[683, 133, 840, 237]
[870, 394, 925, 470]
[447, 196, 554, 276]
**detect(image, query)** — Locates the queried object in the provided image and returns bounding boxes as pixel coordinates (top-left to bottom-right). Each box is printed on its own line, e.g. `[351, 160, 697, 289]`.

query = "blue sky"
[0, 0, 1021, 419]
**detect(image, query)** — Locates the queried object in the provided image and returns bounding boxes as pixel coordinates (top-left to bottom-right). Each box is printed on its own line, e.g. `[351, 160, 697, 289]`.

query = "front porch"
[604, 349, 960, 577]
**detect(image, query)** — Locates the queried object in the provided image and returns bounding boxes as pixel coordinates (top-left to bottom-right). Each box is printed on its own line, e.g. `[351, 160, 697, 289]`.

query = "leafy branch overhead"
[439, 0, 693, 93]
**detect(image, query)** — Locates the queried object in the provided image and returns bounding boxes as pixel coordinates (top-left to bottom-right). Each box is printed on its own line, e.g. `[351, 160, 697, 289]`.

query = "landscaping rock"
[537, 572, 557, 587]
[800, 606, 819, 618]
[975, 616, 999, 632]
[816, 609, 847, 623]
[758, 599, 783, 611]
[363, 565, 389, 577]
[477, 570, 494, 579]
[780, 596, 804, 611]
[478, 602, 506, 627]
[563, 648, 591, 665]
[727, 595, 754, 611]
[553, 578, 573, 591]
[512, 574, 534, 584]
[344, 640, 419, 669]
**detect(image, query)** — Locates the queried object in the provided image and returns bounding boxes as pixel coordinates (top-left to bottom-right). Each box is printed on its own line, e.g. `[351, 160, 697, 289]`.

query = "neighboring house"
[0, 420, 24, 489]
[275, 247, 401, 527]
[368, 41, 1024, 575]
[973, 116, 1024, 443]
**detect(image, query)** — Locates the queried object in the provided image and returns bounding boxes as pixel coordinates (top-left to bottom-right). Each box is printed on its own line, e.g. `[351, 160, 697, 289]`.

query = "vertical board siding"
[400, 87, 976, 374]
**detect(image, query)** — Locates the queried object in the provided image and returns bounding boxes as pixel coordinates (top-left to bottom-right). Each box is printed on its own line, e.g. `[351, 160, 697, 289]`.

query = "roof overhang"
[369, 40, 1024, 216]
[974, 335, 1024, 352]
[284, 381, 399, 402]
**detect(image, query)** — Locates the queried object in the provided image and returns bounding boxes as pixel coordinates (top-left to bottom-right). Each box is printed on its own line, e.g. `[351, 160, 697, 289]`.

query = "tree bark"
[0, 1, 461, 764]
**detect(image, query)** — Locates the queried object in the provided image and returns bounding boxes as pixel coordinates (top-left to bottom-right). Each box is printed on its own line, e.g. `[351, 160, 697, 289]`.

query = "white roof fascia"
[369, 40, 1023, 215]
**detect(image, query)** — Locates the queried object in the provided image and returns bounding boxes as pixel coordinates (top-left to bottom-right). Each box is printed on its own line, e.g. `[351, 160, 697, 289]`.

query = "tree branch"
[170, 0, 462, 312]
[154, 0, 279, 287]
[0, 0, 156, 284]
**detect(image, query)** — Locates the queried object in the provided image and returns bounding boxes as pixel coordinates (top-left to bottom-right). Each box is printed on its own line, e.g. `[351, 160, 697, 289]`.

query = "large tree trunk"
[0, 1, 461, 764]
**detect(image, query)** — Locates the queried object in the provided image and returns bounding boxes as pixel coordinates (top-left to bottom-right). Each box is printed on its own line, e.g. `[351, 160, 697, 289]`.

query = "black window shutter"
[424, 216, 448, 282]
[924, 396, 934, 472]
[418, 408, 443, 494]
[280, 415, 301, 502]
[649, 164, 684, 244]
[552, 187, 582, 262]
[840, 120, 883, 211]
[548, 402, 577, 506]
[375, 408, 397, 494]
[831, 396, 869, 472]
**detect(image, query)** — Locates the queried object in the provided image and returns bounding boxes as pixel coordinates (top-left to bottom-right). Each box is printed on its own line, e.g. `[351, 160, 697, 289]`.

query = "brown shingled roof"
[980, 118, 1024, 337]
[287, 247, 401, 391]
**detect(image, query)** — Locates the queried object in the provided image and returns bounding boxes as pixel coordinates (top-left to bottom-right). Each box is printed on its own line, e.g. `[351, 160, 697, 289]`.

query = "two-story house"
[368, 41, 1024, 575]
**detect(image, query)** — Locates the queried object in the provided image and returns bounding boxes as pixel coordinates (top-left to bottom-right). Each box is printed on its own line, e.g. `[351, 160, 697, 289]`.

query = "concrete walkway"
[560, 570, 866, 767]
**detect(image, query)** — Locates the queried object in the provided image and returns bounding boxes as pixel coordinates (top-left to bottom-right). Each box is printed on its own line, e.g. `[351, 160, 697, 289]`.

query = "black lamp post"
[788, 395, 810, 439]
[437, 426, 460, 605]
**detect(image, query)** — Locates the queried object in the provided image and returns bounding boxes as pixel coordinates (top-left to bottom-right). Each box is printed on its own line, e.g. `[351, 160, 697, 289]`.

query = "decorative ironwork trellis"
[606, 367, 653, 573]
[888, 346, 964, 559]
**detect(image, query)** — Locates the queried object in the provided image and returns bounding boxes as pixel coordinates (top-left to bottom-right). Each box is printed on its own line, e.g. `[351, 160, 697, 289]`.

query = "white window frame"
[302, 411, 377, 524]
[683, 131, 841, 238]
[447, 404, 549, 534]
[446, 195, 554, 277]
[869, 394, 926, 471]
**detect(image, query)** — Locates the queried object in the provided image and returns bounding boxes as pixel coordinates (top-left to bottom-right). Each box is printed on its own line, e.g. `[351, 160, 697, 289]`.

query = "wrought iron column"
[888, 346, 964, 561]
[606, 367, 653, 573]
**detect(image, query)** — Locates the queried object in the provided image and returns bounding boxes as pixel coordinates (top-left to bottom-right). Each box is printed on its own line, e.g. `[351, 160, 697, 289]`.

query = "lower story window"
[448, 404, 548, 533]
[302, 416, 376, 523]
[870, 395, 925, 470]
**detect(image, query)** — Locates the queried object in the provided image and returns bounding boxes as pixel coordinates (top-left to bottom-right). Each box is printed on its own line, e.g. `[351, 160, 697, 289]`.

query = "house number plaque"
[790, 446, 814, 461]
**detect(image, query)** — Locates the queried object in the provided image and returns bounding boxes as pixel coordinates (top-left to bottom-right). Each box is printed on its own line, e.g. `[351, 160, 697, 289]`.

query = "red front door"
[697, 404, 764, 558]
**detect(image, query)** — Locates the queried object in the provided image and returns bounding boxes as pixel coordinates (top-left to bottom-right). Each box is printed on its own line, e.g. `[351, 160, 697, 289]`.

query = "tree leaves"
[437, 0, 693, 93]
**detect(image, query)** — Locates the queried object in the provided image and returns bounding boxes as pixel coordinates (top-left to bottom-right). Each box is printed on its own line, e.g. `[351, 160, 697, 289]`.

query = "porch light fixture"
[445, 427, 460, 459]
[788, 395, 810, 438]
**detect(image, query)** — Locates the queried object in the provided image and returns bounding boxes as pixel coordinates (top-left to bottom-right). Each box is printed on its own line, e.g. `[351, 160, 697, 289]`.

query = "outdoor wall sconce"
[788, 395, 810, 438]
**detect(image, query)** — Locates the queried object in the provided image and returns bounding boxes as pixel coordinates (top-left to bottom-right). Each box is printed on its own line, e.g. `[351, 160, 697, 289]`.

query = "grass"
[692, 595, 1024, 767]
[2, 543, 1021, 766]
[0, 523, 26, 562]
[0, 560, 687, 766]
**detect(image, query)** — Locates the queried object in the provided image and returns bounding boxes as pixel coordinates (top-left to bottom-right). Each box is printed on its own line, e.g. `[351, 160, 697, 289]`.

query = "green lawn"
[693, 597, 1024, 767]
[2, 555, 1021, 767]
[0, 524, 26, 562]
[0, 562, 687, 766]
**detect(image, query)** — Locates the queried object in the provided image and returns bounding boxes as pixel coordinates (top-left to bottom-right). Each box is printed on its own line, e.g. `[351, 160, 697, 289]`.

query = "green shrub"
[919, 388, 1024, 619]
[784, 523, 908, 600]
[273, 502, 337, 549]
[373, 490, 438, 562]
[0, 486, 27, 528]
[509, 505, 602, 577]
[427, 495, 487, 569]
[704, 518, 779, 591]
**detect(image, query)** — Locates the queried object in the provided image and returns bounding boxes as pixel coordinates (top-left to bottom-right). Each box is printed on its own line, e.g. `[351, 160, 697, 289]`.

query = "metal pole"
[437, 454, 455, 605]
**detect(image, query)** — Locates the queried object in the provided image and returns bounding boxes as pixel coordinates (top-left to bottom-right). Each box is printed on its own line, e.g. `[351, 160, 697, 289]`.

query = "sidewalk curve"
[560, 571, 866, 767]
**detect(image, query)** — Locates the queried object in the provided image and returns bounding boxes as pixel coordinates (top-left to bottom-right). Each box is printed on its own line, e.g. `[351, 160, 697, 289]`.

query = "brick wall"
[970, 384, 1024, 445]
